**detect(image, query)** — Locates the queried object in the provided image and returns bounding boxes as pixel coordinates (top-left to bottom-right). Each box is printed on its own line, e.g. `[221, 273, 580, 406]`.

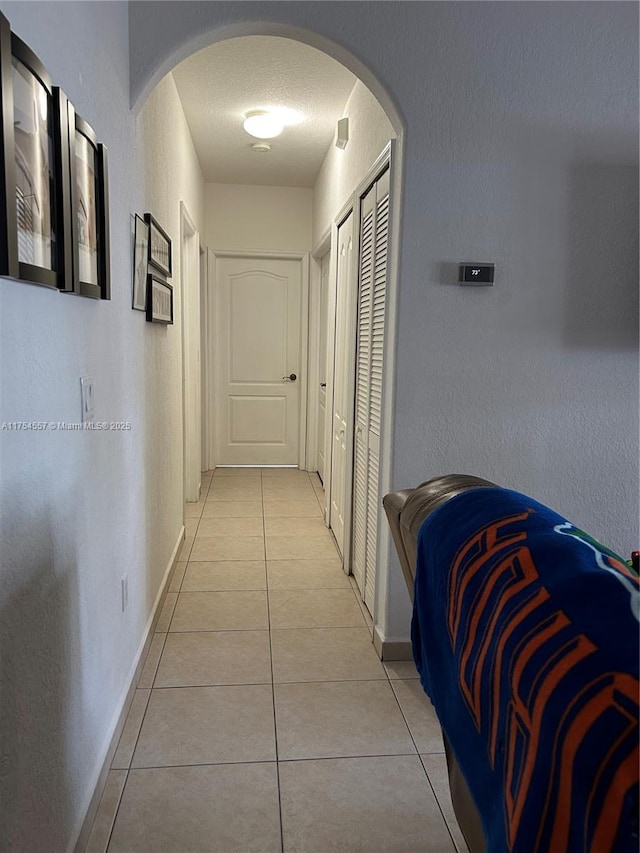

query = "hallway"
[87, 468, 467, 852]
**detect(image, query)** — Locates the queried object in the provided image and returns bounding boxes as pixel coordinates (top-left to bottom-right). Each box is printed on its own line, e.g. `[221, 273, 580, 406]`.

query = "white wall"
[137, 71, 206, 503]
[0, 4, 204, 850]
[139, 75, 206, 254]
[312, 80, 394, 246]
[206, 182, 312, 251]
[129, 1, 639, 646]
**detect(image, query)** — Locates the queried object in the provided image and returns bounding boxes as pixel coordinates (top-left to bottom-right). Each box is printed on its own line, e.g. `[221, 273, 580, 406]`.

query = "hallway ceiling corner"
[171, 36, 356, 188]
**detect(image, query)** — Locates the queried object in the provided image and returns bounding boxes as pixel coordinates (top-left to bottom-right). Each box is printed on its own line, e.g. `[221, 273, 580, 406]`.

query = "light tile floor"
[86, 468, 468, 853]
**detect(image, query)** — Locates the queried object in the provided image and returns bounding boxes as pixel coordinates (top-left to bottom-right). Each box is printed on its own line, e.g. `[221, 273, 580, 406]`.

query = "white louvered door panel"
[351, 167, 390, 614]
[364, 447, 380, 611]
[370, 182, 389, 437]
[351, 187, 375, 595]
[363, 168, 390, 611]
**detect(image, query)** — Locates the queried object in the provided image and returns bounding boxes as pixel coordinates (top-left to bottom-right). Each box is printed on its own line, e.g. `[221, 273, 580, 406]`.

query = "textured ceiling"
[172, 36, 357, 187]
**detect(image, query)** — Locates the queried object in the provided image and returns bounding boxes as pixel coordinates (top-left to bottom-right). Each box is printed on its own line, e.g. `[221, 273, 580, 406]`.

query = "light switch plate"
[80, 376, 94, 424]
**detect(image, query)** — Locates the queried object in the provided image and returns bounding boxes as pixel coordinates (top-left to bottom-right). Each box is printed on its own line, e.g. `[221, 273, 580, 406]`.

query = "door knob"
[283, 373, 297, 382]
[320, 382, 326, 388]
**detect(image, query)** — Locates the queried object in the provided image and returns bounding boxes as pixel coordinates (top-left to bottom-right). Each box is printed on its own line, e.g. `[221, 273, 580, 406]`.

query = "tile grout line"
[84, 768, 124, 853]
[119, 685, 153, 773]
[162, 623, 368, 633]
[346, 569, 373, 631]
[380, 631, 461, 853]
[122, 751, 434, 772]
[145, 676, 393, 691]
[385, 669, 459, 851]
[104, 682, 153, 852]
[98, 471, 213, 851]
[147, 632, 169, 691]
[99, 461, 211, 853]
[308, 473, 371, 633]
[262, 468, 286, 853]
[104, 472, 213, 849]
[177, 585, 348, 592]
[186, 472, 211, 541]
[418, 754, 464, 853]
[176, 471, 211, 620]
[98, 466, 219, 853]
[103, 768, 128, 852]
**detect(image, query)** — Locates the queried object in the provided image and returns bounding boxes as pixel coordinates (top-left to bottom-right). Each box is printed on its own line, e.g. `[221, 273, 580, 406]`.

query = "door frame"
[199, 243, 209, 472]
[180, 201, 201, 503]
[208, 249, 310, 469]
[204, 248, 216, 472]
[322, 202, 356, 551]
[306, 228, 332, 476]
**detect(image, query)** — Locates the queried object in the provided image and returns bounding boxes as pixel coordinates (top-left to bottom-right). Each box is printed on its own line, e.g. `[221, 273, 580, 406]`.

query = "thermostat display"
[459, 263, 494, 285]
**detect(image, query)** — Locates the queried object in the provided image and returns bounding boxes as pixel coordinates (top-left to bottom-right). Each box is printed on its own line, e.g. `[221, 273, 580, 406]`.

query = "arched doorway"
[134, 16, 405, 638]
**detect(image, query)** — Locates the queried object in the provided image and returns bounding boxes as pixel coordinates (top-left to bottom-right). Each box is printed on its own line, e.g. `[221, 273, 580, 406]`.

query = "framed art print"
[0, 13, 72, 289]
[144, 213, 172, 278]
[146, 275, 173, 324]
[68, 104, 110, 299]
[132, 214, 149, 311]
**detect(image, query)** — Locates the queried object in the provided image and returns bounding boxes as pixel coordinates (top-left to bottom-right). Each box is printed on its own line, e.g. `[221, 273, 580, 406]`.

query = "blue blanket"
[411, 487, 639, 852]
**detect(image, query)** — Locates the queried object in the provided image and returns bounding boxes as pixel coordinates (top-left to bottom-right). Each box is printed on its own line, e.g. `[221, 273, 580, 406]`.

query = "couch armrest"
[384, 475, 497, 602]
[382, 489, 416, 602]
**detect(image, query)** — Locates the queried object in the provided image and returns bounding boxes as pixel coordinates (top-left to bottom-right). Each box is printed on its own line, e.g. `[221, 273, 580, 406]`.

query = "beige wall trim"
[373, 625, 413, 661]
[72, 528, 185, 853]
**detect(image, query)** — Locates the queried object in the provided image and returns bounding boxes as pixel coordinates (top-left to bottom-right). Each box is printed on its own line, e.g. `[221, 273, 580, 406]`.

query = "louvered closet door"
[352, 167, 390, 614]
[351, 187, 374, 598]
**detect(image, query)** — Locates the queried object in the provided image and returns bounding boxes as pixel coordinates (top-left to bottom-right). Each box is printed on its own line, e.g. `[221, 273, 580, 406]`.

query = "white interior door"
[329, 213, 354, 556]
[316, 250, 331, 484]
[214, 255, 302, 465]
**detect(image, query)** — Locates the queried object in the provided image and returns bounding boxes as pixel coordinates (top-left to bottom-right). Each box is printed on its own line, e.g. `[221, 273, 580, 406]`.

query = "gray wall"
[130, 0, 639, 638]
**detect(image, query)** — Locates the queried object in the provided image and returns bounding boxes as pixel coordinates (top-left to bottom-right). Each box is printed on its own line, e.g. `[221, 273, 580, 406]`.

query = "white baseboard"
[373, 625, 413, 661]
[70, 526, 185, 853]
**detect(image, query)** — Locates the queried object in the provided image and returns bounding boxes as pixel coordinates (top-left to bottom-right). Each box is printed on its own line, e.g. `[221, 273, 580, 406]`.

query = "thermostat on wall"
[459, 263, 494, 285]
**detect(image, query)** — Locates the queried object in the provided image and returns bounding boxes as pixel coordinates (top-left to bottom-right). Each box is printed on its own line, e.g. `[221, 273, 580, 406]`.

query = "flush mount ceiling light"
[243, 110, 284, 139]
[251, 142, 271, 153]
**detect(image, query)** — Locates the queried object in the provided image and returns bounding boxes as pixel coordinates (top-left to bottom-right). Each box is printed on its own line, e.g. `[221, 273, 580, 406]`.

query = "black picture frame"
[146, 274, 173, 324]
[0, 13, 72, 290]
[67, 105, 110, 299]
[144, 213, 172, 278]
[132, 214, 149, 311]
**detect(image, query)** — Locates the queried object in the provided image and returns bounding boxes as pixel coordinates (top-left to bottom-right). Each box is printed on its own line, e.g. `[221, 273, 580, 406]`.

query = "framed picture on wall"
[144, 212, 172, 278]
[0, 12, 72, 289]
[132, 214, 148, 311]
[67, 104, 110, 299]
[146, 274, 173, 324]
